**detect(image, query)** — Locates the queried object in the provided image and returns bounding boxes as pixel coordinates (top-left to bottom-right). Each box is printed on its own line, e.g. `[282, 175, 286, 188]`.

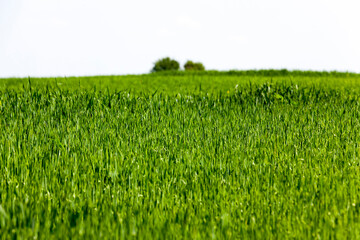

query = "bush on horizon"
[152, 57, 180, 72]
[184, 60, 205, 71]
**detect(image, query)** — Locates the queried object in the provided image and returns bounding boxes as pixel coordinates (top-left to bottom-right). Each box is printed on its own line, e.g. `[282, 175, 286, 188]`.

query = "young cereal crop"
[1, 71, 360, 239]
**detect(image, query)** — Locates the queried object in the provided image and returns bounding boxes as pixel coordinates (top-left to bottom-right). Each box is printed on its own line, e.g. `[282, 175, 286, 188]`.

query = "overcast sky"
[0, 0, 359, 77]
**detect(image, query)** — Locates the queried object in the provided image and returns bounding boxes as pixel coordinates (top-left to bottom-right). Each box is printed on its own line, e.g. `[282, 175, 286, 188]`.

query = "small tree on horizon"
[184, 60, 205, 71]
[152, 57, 180, 72]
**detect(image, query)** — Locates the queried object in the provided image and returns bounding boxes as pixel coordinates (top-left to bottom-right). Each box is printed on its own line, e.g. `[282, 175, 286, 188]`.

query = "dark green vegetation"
[151, 57, 205, 72]
[184, 61, 205, 71]
[1, 70, 360, 239]
[152, 57, 180, 72]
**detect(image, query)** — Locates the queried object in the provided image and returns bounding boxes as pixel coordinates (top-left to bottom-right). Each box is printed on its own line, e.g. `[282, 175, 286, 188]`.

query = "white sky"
[0, 0, 359, 77]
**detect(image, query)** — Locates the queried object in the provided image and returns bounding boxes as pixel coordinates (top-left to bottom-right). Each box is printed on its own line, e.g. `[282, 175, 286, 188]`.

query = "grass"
[1, 70, 360, 239]
[1, 70, 360, 94]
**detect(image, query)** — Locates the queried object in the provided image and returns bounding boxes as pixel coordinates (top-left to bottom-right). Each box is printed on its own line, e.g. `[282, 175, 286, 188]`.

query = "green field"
[1, 70, 360, 239]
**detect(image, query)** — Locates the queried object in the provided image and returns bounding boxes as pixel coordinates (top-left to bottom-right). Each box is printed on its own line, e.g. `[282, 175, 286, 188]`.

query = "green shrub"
[152, 57, 180, 72]
[184, 60, 205, 71]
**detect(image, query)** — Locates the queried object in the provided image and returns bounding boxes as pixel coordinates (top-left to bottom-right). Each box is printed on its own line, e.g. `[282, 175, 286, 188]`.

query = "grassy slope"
[1, 70, 360, 94]
[1, 71, 360, 239]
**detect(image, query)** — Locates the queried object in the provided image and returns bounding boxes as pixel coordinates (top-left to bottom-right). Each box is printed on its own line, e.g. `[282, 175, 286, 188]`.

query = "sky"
[0, 0, 359, 77]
